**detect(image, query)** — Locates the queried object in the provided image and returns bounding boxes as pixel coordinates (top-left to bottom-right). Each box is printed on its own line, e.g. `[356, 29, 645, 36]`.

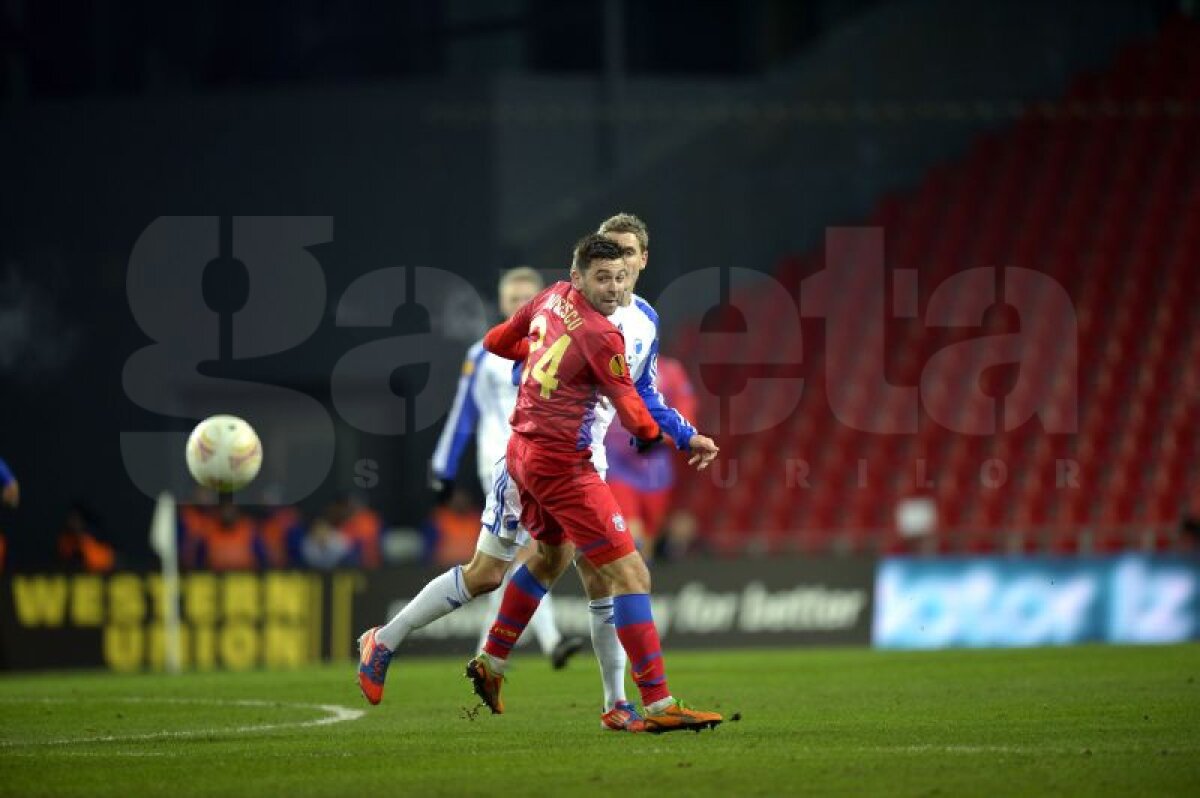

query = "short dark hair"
[571, 233, 623, 272]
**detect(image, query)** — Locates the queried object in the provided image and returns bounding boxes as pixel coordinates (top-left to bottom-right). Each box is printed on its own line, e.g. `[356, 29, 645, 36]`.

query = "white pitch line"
[0, 697, 364, 748]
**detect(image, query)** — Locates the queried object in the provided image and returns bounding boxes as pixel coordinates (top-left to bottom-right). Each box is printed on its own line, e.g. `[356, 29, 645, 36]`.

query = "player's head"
[498, 266, 543, 319]
[570, 234, 627, 316]
[598, 212, 649, 293]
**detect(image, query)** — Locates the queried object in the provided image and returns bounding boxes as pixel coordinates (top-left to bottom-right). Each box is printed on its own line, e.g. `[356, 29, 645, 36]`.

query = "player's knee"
[462, 555, 508, 595]
[537, 542, 573, 576]
[574, 558, 610, 600]
[603, 553, 651, 595]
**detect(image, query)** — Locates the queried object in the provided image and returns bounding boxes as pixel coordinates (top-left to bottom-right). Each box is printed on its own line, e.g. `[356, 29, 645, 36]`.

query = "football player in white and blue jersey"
[426, 266, 583, 668]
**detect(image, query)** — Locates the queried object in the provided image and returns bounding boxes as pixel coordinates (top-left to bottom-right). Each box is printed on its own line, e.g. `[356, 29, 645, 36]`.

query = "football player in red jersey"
[467, 234, 721, 733]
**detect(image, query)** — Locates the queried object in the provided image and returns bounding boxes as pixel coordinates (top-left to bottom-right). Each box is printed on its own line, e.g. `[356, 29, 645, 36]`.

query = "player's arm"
[635, 338, 697, 451]
[591, 332, 661, 444]
[482, 292, 537, 361]
[0, 458, 18, 509]
[429, 343, 485, 497]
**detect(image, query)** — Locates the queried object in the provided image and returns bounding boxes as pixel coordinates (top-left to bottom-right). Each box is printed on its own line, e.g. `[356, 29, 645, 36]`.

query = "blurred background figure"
[0, 457, 17, 571]
[257, 485, 307, 568]
[297, 494, 382, 570]
[0, 458, 17, 510]
[177, 487, 218, 570]
[55, 502, 116, 573]
[420, 486, 482, 567]
[328, 494, 383, 569]
[657, 509, 702, 562]
[193, 501, 266, 571]
[299, 515, 360, 570]
[604, 355, 698, 561]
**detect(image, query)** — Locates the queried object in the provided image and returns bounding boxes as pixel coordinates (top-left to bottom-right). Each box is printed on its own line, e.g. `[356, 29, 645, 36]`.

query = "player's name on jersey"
[547, 293, 584, 331]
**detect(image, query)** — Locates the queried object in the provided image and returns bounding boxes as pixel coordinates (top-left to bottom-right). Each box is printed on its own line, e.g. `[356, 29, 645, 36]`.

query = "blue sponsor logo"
[873, 555, 1200, 649]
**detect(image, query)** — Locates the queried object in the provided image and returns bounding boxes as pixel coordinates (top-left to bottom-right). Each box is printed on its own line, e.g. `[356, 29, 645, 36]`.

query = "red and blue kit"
[483, 281, 660, 566]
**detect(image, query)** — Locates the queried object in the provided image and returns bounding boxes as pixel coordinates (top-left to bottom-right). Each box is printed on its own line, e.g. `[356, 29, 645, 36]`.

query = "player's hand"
[686, 435, 719, 471]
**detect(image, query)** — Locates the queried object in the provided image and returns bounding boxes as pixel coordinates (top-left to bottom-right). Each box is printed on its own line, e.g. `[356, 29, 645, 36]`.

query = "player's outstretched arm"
[633, 359, 717, 469]
[592, 332, 661, 443]
[482, 289, 538, 361]
[634, 341, 697, 450]
[612, 393, 662, 445]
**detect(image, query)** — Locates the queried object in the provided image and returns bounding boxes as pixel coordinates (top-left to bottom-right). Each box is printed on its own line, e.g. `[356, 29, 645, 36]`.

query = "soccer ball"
[185, 415, 263, 493]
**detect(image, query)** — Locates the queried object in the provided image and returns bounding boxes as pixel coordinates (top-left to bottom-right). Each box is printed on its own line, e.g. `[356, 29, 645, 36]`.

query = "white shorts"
[475, 455, 606, 562]
[476, 456, 529, 562]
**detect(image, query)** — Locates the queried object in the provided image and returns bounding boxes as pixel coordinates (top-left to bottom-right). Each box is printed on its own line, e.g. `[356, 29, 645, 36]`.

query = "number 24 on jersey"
[523, 315, 572, 399]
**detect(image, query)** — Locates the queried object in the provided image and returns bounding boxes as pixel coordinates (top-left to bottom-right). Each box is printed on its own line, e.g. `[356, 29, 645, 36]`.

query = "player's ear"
[569, 267, 583, 289]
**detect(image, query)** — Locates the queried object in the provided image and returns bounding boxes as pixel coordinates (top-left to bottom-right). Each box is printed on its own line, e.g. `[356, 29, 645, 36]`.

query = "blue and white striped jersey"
[586, 294, 696, 472]
[430, 341, 522, 493]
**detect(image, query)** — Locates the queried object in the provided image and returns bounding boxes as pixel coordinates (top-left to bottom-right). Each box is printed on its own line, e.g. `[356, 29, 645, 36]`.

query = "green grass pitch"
[1, 645, 1197, 796]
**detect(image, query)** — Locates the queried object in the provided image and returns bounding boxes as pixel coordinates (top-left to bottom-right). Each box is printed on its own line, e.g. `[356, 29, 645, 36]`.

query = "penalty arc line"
[0, 697, 365, 748]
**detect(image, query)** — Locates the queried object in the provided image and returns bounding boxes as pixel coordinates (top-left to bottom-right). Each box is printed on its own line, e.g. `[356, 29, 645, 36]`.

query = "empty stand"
[674, 18, 1200, 555]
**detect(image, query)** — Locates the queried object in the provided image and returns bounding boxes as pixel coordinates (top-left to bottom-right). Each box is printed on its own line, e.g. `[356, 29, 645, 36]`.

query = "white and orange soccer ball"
[185, 415, 263, 493]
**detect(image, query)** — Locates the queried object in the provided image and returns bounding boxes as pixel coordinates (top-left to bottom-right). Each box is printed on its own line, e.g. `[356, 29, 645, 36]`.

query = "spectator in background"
[420, 486, 481, 567]
[657, 510, 702, 562]
[0, 457, 17, 571]
[56, 503, 116, 573]
[603, 355, 698, 561]
[342, 494, 383, 568]
[304, 492, 384, 566]
[257, 485, 306, 568]
[299, 513, 359, 570]
[194, 501, 266, 571]
[178, 486, 218, 569]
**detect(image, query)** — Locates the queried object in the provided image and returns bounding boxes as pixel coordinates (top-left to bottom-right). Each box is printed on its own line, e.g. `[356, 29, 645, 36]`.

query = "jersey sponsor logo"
[612, 513, 626, 532]
[609, 354, 627, 378]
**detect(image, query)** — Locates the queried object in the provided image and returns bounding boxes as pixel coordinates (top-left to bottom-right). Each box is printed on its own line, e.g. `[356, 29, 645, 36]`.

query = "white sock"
[529, 593, 563, 655]
[589, 597, 627, 710]
[480, 651, 508, 674]
[476, 582, 505, 654]
[376, 566, 472, 650]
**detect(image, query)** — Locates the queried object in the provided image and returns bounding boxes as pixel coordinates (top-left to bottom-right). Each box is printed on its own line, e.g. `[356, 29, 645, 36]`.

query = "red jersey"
[483, 281, 659, 460]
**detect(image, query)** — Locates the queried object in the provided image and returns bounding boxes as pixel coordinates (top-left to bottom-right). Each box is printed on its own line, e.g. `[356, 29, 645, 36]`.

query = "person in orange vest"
[194, 501, 265, 571]
[56, 503, 116, 573]
[0, 457, 17, 571]
[254, 484, 307, 568]
[340, 495, 383, 569]
[259, 505, 305, 568]
[420, 486, 482, 568]
[178, 487, 219, 569]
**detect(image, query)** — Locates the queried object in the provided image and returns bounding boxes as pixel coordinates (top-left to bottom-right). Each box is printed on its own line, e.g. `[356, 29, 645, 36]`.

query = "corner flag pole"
[150, 491, 182, 675]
